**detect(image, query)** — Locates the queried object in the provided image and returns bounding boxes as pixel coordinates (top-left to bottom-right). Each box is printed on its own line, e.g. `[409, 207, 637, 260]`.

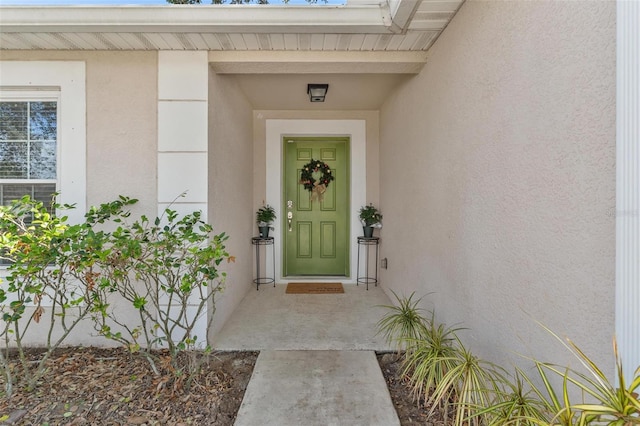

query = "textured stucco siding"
[0, 51, 158, 346]
[208, 72, 254, 339]
[0, 50, 158, 218]
[379, 0, 616, 372]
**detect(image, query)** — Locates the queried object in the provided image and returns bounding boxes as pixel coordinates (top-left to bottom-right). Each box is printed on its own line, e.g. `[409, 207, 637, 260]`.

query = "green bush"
[0, 195, 232, 396]
[92, 207, 230, 382]
[0, 195, 134, 397]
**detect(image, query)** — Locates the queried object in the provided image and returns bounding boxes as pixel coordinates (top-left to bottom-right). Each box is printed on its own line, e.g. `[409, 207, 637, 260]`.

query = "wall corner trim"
[616, 0, 640, 381]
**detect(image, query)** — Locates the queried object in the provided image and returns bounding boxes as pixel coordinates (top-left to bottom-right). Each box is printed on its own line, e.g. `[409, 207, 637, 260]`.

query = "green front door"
[283, 137, 350, 276]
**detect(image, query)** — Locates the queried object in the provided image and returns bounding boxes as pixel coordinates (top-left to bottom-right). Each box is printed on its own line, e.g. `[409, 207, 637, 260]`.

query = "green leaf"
[133, 296, 147, 309]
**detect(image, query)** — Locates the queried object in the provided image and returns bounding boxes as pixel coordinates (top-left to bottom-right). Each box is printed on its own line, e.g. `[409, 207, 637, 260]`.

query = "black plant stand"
[252, 237, 275, 290]
[357, 236, 379, 290]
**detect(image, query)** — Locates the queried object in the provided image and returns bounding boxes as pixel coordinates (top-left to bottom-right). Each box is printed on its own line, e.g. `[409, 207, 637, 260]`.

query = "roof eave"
[0, 4, 396, 34]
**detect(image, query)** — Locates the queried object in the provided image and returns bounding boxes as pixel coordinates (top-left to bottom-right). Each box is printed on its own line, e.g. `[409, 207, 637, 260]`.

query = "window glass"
[0, 102, 28, 141]
[29, 141, 57, 179]
[0, 101, 57, 181]
[29, 102, 57, 141]
[0, 183, 57, 206]
[0, 141, 28, 178]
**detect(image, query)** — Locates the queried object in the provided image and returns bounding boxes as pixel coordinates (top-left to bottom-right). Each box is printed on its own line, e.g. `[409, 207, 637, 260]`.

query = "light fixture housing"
[307, 84, 329, 102]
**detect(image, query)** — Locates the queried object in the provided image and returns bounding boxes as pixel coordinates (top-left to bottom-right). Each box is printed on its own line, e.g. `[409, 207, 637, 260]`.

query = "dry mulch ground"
[378, 353, 446, 426]
[1, 348, 258, 425]
[1, 348, 442, 425]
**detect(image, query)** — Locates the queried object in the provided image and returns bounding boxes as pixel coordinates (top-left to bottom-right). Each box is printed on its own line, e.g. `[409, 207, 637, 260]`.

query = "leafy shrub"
[92, 207, 231, 381]
[1, 195, 232, 396]
[0, 195, 133, 397]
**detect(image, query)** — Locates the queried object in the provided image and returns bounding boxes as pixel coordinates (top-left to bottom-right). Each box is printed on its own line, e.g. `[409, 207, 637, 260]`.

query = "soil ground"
[1, 348, 442, 425]
[377, 352, 446, 425]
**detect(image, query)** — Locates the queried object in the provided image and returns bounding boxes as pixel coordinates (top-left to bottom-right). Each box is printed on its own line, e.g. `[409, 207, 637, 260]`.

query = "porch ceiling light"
[307, 84, 329, 102]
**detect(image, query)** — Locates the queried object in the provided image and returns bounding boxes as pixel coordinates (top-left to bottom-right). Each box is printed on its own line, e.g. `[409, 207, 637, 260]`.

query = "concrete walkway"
[235, 350, 400, 426]
[213, 284, 400, 425]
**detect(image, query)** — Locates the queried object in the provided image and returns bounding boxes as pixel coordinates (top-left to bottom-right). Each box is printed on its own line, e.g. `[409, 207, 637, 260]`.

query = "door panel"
[320, 222, 336, 258]
[297, 221, 312, 258]
[283, 137, 349, 276]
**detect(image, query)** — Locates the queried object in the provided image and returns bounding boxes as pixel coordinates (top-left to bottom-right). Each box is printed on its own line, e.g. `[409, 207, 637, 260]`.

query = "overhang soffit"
[0, 0, 465, 52]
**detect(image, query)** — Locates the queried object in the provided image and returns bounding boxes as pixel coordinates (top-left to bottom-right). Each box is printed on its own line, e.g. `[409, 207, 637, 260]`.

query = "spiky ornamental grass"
[428, 339, 505, 426]
[377, 294, 640, 426]
[376, 291, 429, 356]
[532, 327, 640, 426]
[475, 367, 552, 426]
[402, 316, 463, 404]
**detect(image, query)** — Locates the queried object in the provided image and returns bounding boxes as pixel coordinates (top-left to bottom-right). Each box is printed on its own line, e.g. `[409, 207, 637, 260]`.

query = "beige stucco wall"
[207, 72, 255, 339]
[0, 50, 158, 216]
[379, 0, 616, 372]
[0, 51, 158, 346]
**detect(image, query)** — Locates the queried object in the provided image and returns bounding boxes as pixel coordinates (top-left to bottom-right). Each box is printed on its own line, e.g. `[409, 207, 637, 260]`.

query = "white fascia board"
[348, 0, 417, 32]
[0, 5, 394, 34]
[389, 0, 421, 32]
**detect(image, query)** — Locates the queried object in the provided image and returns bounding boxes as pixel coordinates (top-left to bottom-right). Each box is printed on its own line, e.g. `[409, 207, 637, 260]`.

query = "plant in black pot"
[256, 204, 276, 238]
[359, 204, 382, 238]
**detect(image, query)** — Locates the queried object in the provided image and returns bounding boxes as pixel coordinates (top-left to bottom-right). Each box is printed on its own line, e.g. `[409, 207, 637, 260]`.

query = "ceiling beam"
[208, 50, 427, 74]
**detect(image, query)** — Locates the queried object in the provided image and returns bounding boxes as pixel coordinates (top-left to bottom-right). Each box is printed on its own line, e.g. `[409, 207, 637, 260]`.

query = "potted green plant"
[359, 204, 382, 238]
[256, 204, 276, 238]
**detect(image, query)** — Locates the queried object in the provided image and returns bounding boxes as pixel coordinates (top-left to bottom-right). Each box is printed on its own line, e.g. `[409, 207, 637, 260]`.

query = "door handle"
[287, 200, 294, 232]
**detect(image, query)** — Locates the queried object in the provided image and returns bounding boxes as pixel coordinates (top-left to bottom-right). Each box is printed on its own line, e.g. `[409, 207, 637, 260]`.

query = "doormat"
[285, 282, 344, 294]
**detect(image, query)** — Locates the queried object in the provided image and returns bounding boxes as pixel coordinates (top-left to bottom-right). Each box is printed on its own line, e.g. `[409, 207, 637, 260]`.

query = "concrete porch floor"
[218, 283, 401, 425]
[213, 283, 394, 351]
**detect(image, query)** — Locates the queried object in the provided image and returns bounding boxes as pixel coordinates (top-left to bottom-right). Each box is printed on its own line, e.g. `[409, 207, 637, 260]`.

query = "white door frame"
[266, 119, 366, 284]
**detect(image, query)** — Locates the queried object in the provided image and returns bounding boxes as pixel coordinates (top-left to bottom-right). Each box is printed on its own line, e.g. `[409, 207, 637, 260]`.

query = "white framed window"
[0, 91, 60, 210]
[0, 61, 86, 269]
